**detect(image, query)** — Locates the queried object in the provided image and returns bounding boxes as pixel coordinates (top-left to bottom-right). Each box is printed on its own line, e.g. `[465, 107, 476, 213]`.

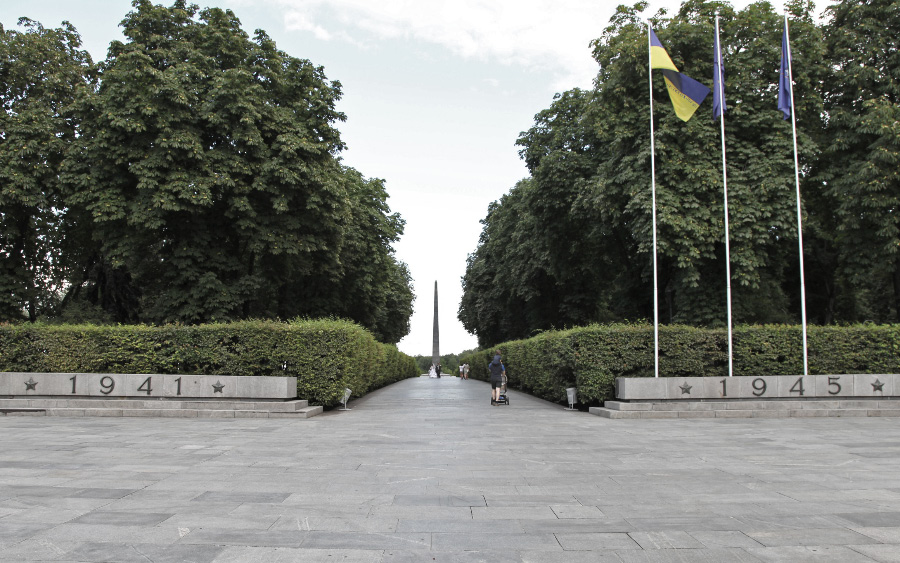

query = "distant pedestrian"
[488, 352, 505, 405]
[464, 363, 470, 380]
[436, 364, 442, 378]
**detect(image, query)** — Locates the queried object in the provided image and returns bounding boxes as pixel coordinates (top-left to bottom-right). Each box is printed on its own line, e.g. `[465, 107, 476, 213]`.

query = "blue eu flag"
[778, 21, 792, 120]
[713, 23, 726, 120]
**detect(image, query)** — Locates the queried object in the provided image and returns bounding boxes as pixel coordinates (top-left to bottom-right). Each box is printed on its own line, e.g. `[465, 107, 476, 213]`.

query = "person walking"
[488, 353, 505, 405]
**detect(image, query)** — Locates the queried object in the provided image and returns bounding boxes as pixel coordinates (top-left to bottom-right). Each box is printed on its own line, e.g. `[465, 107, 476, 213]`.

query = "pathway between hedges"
[1, 375, 900, 562]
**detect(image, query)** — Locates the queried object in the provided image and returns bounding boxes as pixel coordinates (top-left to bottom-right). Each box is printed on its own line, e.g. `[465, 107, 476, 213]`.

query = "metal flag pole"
[715, 15, 734, 378]
[648, 22, 660, 379]
[784, 15, 809, 376]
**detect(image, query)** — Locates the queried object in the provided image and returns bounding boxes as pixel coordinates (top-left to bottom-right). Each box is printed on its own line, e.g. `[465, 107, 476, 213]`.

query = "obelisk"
[432, 281, 439, 367]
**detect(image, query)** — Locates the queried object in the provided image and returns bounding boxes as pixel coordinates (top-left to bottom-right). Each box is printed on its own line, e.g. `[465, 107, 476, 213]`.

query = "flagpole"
[784, 15, 809, 376]
[715, 15, 734, 378]
[648, 22, 660, 379]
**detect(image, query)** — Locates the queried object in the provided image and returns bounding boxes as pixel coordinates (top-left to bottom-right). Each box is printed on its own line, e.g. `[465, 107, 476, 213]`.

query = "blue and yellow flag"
[650, 29, 678, 71]
[662, 70, 711, 122]
[649, 28, 710, 122]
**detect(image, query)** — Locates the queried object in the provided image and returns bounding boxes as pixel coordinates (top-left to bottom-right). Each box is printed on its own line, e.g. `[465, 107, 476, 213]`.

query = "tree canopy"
[0, 18, 93, 321]
[461, 0, 898, 348]
[0, 1, 414, 343]
[821, 0, 900, 321]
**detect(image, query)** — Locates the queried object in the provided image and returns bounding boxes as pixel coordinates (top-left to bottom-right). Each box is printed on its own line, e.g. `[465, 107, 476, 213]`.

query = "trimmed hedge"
[0, 320, 418, 407]
[460, 324, 900, 407]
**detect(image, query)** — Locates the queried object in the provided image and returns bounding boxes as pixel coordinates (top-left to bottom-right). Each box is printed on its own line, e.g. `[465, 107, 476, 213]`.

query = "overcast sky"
[3, 0, 811, 356]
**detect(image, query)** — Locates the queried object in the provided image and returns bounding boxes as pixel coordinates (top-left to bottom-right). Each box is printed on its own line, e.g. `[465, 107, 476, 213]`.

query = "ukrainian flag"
[650, 28, 710, 122]
[662, 70, 710, 122]
[650, 29, 678, 71]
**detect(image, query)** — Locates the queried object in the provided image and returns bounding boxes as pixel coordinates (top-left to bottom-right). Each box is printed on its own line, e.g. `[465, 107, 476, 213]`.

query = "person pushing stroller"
[489, 352, 506, 405]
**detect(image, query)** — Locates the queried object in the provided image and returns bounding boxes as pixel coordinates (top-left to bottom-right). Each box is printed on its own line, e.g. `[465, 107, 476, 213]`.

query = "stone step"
[603, 398, 899, 411]
[590, 405, 900, 419]
[0, 398, 309, 412]
[0, 405, 324, 419]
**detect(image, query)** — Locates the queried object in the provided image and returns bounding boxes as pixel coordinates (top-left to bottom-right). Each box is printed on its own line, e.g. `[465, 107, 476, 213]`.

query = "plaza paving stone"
[1, 375, 900, 561]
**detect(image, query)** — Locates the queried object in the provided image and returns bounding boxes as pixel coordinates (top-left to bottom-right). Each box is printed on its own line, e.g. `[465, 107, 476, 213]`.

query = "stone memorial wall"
[591, 374, 900, 419]
[616, 374, 897, 401]
[1, 372, 297, 400]
[0, 372, 320, 418]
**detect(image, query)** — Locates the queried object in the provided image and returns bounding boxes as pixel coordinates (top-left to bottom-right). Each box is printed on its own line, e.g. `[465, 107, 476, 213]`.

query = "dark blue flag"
[713, 21, 726, 119]
[778, 20, 792, 120]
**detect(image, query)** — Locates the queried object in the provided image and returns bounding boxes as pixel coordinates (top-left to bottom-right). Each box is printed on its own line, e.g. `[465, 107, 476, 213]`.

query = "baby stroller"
[496, 373, 510, 405]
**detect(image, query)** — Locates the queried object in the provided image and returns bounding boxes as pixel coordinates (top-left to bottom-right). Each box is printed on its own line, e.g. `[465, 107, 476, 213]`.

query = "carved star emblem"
[872, 379, 885, 392]
[679, 382, 692, 395]
[212, 381, 225, 393]
[24, 377, 38, 391]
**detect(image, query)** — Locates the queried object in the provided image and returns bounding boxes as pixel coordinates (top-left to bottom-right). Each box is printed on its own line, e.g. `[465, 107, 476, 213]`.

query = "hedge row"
[460, 324, 900, 407]
[0, 320, 418, 407]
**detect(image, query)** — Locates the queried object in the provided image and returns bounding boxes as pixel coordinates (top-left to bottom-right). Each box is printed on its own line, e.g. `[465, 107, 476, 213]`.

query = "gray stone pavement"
[1, 375, 900, 562]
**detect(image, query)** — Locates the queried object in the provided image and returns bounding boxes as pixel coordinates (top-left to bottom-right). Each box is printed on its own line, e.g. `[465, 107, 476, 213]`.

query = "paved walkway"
[1, 375, 900, 562]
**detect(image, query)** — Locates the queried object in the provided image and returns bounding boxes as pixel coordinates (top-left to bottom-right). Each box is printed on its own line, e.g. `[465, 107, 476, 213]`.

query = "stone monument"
[432, 280, 439, 367]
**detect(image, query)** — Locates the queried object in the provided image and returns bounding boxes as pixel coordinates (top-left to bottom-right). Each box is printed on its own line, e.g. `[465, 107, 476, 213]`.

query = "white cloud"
[275, 0, 617, 90]
[272, 0, 798, 92]
[283, 11, 333, 40]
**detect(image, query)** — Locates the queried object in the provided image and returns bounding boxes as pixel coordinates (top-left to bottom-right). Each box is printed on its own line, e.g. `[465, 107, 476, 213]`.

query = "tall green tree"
[460, 182, 537, 346]
[584, 0, 823, 325]
[1, 2, 414, 342]
[303, 167, 414, 344]
[460, 0, 827, 346]
[461, 89, 632, 348]
[64, 0, 350, 323]
[517, 89, 628, 325]
[822, 0, 900, 321]
[0, 18, 93, 321]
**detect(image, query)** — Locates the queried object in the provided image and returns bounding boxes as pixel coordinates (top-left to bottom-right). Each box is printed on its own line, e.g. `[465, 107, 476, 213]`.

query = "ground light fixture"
[340, 388, 352, 410]
[565, 387, 577, 410]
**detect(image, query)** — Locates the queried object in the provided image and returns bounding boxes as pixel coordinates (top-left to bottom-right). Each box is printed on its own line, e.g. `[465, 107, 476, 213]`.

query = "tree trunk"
[13, 210, 36, 322]
[823, 277, 835, 325]
[893, 259, 900, 323]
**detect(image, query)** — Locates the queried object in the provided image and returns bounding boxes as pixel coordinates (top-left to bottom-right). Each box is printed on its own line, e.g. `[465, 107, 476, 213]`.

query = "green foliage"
[0, 18, 94, 321]
[0, 3, 414, 343]
[821, 0, 900, 321]
[461, 323, 900, 406]
[412, 354, 459, 375]
[461, 334, 577, 403]
[64, 1, 350, 324]
[460, 0, 882, 347]
[413, 355, 431, 373]
[460, 88, 614, 346]
[734, 324, 900, 376]
[572, 324, 726, 403]
[439, 354, 460, 375]
[317, 168, 414, 344]
[0, 319, 418, 406]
